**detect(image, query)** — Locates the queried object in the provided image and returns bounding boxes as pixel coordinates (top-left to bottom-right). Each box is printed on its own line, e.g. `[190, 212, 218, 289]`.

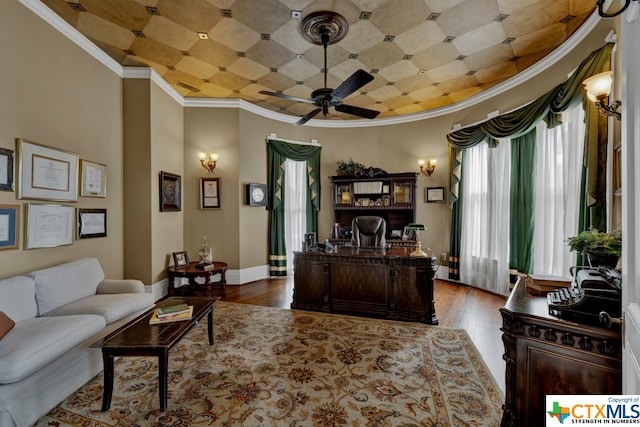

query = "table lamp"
[407, 223, 429, 257]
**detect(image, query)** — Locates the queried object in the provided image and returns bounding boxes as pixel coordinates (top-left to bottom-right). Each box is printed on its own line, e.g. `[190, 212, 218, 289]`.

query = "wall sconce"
[582, 71, 621, 121]
[419, 159, 437, 177]
[198, 152, 218, 173]
[596, 0, 640, 21]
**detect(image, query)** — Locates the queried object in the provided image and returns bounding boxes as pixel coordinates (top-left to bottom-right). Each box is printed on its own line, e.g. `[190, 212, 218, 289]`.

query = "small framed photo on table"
[426, 186, 446, 203]
[172, 251, 190, 267]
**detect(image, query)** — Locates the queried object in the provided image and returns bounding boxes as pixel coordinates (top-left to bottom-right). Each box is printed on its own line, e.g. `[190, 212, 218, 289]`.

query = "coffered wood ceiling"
[40, 0, 597, 122]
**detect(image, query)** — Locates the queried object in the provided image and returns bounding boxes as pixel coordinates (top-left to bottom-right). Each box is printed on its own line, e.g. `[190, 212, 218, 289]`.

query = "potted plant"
[566, 227, 622, 267]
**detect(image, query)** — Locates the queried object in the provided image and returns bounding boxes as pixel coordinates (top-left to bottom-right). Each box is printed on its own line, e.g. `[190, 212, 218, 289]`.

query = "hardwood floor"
[215, 276, 507, 393]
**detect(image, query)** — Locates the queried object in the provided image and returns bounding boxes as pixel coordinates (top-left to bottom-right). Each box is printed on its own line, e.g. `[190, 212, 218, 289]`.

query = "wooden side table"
[167, 261, 227, 296]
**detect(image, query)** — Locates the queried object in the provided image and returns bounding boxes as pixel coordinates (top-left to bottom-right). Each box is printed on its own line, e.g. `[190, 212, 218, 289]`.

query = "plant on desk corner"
[566, 227, 622, 267]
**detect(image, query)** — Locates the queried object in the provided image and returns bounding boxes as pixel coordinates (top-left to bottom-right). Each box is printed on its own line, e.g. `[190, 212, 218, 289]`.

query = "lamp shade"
[583, 71, 613, 101]
[407, 223, 426, 231]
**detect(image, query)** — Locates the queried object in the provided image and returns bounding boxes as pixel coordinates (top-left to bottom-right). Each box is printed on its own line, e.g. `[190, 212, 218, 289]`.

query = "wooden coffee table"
[90, 296, 219, 412]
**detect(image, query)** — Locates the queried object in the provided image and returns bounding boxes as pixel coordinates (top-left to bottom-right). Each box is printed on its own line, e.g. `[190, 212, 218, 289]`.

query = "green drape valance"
[446, 43, 614, 149]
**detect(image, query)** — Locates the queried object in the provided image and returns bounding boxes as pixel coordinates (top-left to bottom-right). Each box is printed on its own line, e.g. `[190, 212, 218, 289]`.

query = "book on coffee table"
[149, 305, 193, 324]
[156, 303, 190, 318]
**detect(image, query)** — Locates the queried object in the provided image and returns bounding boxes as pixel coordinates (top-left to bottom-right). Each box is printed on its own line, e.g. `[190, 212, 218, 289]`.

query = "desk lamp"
[407, 223, 429, 257]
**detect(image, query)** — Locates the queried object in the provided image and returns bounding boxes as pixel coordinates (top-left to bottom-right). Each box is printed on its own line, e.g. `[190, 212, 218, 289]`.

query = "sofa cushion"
[29, 258, 105, 315]
[0, 276, 38, 322]
[43, 293, 154, 324]
[0, 315, 105, 384]
[0, 312, 14, 341]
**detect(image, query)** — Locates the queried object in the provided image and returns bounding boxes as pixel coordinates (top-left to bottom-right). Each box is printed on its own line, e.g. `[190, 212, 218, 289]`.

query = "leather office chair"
[351, 216, 386, 247]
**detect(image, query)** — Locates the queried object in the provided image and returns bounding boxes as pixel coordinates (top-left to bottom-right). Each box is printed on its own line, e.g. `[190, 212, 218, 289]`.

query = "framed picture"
[0, 148, 14, 191]
[25, 203, 74, 249]
[77, 208, 107, 239]
[200, 177, 220, 209]
[0, 204, 19, 250]
[304, 232, 316, 251]
[426, 186, 446, 203]
[160, 171, 181, 212]
[172, 251, 190, 267]
[391, 229, 403, 239]
[383, 195, 390, 206]
[16, 138, 79, 202]
[80, 159, 106, 197]
[402, 226, 417, 241]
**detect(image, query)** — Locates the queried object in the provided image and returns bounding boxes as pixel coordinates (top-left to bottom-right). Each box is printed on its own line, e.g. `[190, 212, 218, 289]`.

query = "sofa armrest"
[97, 279, 146, 294]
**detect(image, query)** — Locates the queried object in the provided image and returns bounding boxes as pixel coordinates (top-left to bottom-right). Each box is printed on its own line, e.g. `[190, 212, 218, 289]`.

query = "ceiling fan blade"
[331, 69, 375, 102]
[259, 90, 315, 105]
[335, 103, 380, 119]
[294, 107, 322, 126]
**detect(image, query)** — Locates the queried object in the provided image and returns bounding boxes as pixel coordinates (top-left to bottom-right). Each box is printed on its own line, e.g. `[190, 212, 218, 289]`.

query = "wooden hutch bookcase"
[329, 172, 417, 246]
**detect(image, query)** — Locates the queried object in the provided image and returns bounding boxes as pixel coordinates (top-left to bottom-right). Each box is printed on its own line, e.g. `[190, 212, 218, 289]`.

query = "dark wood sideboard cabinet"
[293, 246, 438, 324]
[329, 172, 417, 246]
[500, 279, 621, 427]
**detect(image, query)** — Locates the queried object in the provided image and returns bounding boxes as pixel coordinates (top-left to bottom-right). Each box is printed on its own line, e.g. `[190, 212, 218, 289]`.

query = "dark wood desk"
[293, 246, 438, 324]
[91, 297, 219, 412]
[167, 261, 227, 295]
[500, 279, 621, 427]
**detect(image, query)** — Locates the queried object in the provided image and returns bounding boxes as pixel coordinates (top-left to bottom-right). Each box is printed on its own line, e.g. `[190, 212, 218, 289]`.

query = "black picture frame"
[245, 183, 267, 206]
[200, 177, 221, 209]
[0, 148, 14, 192]
[426, 186, 446, 203]
[172, 251, 189, 267]
[77, 208, 107, 239]
[304, 232, 316, 251]
[160, 171, 181, 212]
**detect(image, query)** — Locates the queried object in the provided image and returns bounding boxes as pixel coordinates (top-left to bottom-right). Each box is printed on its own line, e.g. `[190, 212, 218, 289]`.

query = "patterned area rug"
[36, 302, 503, 426]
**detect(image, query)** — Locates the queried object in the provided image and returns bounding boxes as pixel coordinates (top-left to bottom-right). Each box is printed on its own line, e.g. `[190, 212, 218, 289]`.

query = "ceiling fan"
[259, 12, 380, 126]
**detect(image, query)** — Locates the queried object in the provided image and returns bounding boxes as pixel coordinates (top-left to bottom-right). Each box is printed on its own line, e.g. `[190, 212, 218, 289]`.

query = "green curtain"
[509, 131, 537, 274]
[267, 139, 321, 277]
[448, 146, 463, 280]
[445, 42, 613, 278]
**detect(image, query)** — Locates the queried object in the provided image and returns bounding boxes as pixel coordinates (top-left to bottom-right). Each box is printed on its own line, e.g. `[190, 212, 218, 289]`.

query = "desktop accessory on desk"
[547, 266, 621, 328]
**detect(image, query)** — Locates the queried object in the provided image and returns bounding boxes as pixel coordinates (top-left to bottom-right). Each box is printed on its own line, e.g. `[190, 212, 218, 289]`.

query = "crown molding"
[23, 0, 602, 129]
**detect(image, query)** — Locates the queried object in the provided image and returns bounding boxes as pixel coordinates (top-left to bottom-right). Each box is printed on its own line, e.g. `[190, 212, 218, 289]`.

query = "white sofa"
[0, 258, 155, 427]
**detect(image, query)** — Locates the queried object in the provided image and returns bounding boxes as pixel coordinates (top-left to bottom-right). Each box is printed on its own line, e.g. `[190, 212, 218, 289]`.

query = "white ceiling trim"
[24, 0, 602, 129]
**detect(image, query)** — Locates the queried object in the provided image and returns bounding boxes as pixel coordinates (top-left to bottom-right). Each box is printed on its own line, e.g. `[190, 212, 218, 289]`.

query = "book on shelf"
[156, 303, 190, 317]
[149, 305, 193, 324]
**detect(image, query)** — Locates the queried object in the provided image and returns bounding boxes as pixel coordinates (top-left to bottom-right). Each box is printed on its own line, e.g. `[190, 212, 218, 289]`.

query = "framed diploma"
[0, 148, 14, 192]
[426, 186, 446, 203]
[77, 208, 107, 239]
[0, 204, 19, 250]
[160, 171, 181, 212]
[25, 203, 75, 249]
[200, 177, 220, 209]
[80, 159, 106, 197]
[16, 138, 79, 202]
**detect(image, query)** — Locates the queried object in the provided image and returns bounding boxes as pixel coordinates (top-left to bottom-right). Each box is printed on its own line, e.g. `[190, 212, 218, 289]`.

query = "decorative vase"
[198, 236, 213, 264]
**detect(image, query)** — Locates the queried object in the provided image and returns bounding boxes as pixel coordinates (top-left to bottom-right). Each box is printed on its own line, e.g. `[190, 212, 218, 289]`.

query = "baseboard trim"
[146, 265, 271, 300]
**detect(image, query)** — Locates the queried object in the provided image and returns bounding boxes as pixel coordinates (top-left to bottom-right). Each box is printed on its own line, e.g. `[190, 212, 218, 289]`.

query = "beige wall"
[0, 1, 124, 279]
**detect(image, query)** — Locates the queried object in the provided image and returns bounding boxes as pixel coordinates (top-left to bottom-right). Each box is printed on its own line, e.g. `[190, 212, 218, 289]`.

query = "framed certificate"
[0, 204, 19, 250]
[200, 177, 220, 209]
[426, 186, 446, 203]
[25, 203, 75, 249]
[77, 208, 107, 239]
[16, 138, 79, 202]
[80, 159, 106, 197]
